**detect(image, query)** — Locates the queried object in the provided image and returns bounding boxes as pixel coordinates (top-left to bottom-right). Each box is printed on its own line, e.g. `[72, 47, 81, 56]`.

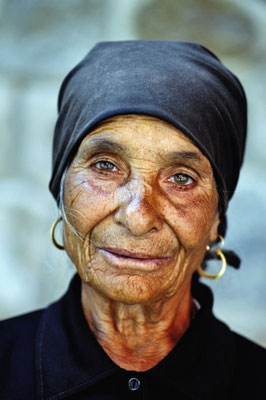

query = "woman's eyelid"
[90, 156, 127, 175]
[95, 160, 118, 171]
[168, 173, 195, 185]
[165, 165, 199, 182]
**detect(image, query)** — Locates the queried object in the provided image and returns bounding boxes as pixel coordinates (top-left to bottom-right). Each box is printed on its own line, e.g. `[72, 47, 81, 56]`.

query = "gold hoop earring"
[197, 235, 227, 280]
[51, 216, 65, 250]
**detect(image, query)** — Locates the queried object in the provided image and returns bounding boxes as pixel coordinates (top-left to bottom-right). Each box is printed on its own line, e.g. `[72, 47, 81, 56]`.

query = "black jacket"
[0, 275, 265, 400]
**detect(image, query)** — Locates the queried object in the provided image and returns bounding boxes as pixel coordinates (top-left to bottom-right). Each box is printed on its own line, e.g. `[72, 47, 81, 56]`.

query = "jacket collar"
[36, 275, 236, 400]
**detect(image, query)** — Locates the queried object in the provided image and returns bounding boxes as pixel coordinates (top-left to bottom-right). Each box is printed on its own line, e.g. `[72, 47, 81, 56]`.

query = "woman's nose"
[114, 180, 163, 236]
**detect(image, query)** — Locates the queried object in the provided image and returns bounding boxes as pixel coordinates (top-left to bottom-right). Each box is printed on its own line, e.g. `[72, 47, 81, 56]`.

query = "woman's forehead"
[78, 114, 208, 163]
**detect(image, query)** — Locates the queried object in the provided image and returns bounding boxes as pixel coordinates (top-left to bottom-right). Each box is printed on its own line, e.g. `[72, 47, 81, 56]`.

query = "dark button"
[128, 377, 140, 391]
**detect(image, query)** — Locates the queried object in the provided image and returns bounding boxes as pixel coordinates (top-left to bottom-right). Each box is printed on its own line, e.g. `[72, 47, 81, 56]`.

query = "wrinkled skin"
[63, 115, 220, 371]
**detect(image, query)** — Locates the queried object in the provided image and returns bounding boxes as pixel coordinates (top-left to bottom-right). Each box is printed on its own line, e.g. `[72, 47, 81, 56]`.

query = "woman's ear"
[209, 212, 220, 243]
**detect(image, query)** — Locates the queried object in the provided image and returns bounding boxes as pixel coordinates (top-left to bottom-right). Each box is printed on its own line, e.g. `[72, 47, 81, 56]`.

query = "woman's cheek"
[169, 191, 218, 247]
[65, 173, 117, 235]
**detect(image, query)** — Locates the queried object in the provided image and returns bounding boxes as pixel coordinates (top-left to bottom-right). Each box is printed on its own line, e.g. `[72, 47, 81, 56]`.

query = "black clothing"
[0, 275, 265, 400]
[49, 40, 247, 214]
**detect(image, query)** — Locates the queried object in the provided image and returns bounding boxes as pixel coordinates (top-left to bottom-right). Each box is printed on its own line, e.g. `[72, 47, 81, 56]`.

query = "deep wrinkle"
[63, 114, 220, 371]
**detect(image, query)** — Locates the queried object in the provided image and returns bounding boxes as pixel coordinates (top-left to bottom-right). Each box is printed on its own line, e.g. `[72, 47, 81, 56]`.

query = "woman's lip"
[100, 247, 172, 260]
[98, 248, 173, 271]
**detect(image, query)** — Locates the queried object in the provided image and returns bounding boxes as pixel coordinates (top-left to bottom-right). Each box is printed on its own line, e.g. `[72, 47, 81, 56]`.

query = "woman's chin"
[89, 274, 163, 305]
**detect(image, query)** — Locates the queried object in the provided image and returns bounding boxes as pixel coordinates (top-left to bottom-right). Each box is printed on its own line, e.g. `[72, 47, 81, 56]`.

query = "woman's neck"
[81, 281, 195, 371]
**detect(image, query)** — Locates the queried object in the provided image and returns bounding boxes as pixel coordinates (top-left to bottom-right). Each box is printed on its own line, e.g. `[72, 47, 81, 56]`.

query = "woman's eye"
[168, 173, 195, 186]
[93, 160, 118, 172]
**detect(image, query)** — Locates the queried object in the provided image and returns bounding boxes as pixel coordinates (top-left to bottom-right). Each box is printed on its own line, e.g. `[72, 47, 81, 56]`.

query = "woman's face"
[63, 115, 219, 304]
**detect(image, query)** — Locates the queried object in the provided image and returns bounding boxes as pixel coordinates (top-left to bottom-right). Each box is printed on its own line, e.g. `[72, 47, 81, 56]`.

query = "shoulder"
[232, 330, 266, 370]
[233, 330, 266, 357]
[0, 308, 42, 338]
[210, 315, 266, 359]
[0, 309, 43, 357]
[229, 330, 266, 397]
[0, 310, 43, 400]
[201, 311, 266, 397]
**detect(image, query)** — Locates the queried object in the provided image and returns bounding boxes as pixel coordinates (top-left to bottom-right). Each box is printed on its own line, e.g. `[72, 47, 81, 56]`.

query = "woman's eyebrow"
[81, 138, 127, 156]
[158, 150, 202, 164]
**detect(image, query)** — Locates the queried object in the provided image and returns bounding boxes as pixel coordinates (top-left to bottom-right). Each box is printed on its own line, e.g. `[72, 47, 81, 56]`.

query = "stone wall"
[0, 0, 265, 346]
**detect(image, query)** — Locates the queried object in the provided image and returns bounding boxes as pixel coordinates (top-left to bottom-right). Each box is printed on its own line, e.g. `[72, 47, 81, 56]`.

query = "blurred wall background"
[0, 0, 265, 346]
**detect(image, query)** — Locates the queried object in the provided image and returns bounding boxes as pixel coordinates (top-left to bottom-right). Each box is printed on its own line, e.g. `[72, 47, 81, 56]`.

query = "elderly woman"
[0, 40, 265, 399]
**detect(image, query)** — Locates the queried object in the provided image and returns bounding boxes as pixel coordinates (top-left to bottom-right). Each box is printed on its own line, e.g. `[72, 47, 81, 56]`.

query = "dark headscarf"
[49, 40, 247, 268]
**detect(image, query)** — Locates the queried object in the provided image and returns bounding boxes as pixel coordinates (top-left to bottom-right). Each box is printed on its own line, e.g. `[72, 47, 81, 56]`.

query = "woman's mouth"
[97, 248, 174, 271]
